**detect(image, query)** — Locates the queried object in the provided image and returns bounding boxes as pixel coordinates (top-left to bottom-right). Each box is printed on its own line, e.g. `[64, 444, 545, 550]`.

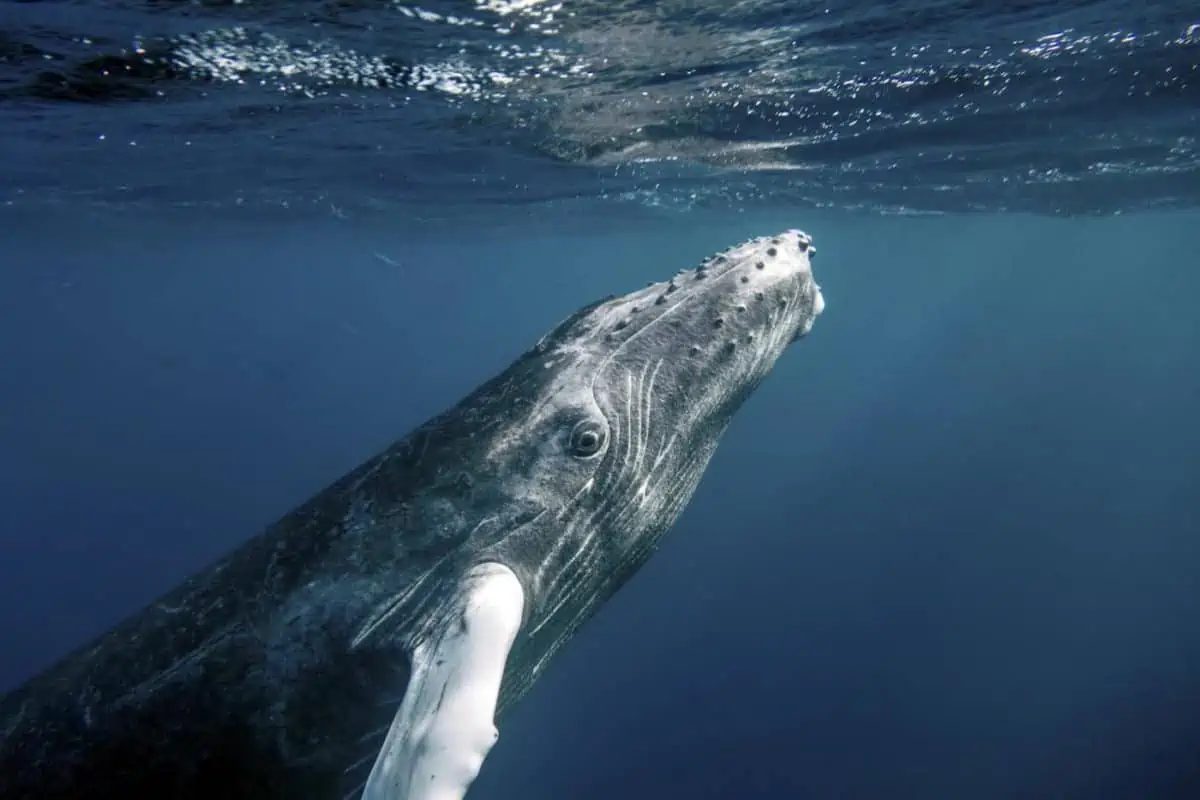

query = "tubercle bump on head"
[595, 229, 817, 339]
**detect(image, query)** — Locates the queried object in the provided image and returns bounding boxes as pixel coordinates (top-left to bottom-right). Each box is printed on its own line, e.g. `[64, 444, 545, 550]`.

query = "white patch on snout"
[362, 562, 525, 800]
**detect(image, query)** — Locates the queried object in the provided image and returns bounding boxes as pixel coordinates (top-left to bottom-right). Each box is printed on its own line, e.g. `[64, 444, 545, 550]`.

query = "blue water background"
[2, 209, 1198, 797]
[3, 0, 1200, 795]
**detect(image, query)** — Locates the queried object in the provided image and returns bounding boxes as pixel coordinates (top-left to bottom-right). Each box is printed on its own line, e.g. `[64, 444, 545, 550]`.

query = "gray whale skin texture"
[0, 229, 825, 800]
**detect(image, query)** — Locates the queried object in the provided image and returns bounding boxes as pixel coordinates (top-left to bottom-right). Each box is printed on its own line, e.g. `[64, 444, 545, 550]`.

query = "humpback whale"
[0, 229, 826, 800]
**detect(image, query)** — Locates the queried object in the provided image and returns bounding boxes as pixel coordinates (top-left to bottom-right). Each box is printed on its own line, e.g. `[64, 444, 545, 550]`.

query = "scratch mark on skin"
[1, 701, 28, 747]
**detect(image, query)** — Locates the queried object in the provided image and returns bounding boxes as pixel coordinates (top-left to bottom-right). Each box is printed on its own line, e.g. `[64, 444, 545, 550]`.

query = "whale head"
[348, 230, 824, 711]
[443, 229, 825, 705]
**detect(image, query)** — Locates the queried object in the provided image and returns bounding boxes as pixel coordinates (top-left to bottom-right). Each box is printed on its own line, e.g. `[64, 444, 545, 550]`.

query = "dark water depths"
[2, 210, 1199, 798]
[2, 0, 1199, 218]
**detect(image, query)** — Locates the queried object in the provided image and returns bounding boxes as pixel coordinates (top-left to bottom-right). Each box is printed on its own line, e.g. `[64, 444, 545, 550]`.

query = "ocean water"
[1, 1, 1199, 798]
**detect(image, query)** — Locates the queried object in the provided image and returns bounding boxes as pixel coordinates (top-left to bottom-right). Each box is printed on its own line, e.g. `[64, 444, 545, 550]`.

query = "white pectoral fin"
[362, 562, 525, 800]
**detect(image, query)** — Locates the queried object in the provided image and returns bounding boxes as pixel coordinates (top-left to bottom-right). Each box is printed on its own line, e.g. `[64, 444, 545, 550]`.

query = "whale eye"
[568, 419, 607, 459]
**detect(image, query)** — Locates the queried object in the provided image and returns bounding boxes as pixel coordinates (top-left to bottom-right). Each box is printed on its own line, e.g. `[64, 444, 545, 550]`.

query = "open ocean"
[2, 0, 1199, 797]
